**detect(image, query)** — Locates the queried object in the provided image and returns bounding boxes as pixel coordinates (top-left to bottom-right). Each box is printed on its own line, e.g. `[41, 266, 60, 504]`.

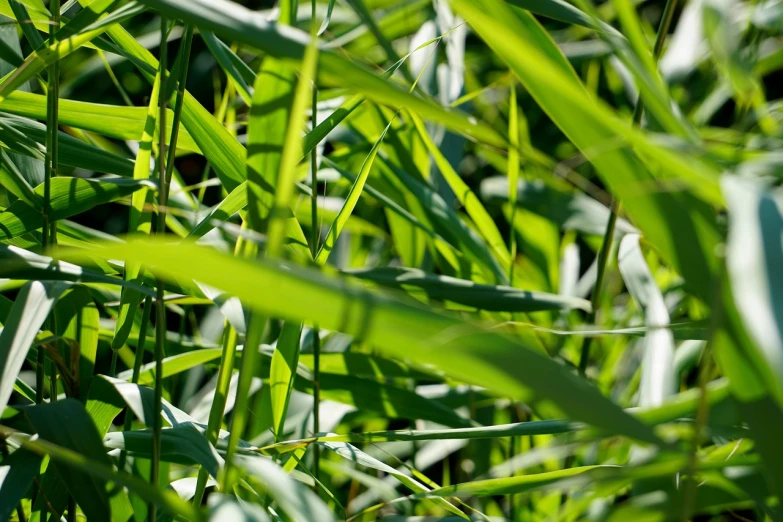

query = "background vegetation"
[0, 0, 781, 520]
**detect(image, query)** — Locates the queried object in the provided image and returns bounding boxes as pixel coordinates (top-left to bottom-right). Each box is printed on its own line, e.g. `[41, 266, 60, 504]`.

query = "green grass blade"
[345, 266, 591, 312]
[410, 110, 511, 268]
[270, 321, 302, 441]
[0, 280, 67, 411]
[59, 239, 662, 445]
[321, 439, 468, 519]
[0, 177, 152, 240]
[7, 0, 45, 49]
[0, 91, 201, 153]
[315, 122, 388, 265]
[200, 30, 253, 105]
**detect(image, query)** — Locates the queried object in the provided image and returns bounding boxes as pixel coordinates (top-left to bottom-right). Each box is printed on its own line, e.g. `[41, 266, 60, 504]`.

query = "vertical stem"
[312, 326, 321, 477]
[109, 350, 118, 378]
[164, 24, 194, 188]
[507, 84, 519, 285]
[39, 0, 61, 404]
[192, 323, 239, 505]
[192, 223, 249, 506]
[577, 0, 679, 376]
[220, 313, 265, 493]
[150, 16, 169, 522]
[310, 0, 321, 482]
[680, 274, 721, 521]
[118, 296, 153, 471]
[578, 203, 618, 376]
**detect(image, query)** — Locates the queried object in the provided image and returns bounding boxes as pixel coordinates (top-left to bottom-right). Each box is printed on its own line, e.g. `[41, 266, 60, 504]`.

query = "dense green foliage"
[0, 0, 781, 520]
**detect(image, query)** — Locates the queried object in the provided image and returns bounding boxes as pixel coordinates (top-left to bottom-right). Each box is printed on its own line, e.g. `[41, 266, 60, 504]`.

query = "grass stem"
[118, 295, 153, 471]
[310, 0, 321, 482]
[150, 15, 169, 522]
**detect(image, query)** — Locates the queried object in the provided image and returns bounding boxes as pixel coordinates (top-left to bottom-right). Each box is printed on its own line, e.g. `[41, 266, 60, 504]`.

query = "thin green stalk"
[220, 312, 265, 493]
[98, 48, 134, 107]
[45, 0, 60, 246]
[118, 296, 153, 471]
[312, 326, 321, 477]
[39, 0, 61, 404]
[164, 24, 194, 188]
[192, 222, 249, 506]
[192, 323, 239, 505]
[680, 274, 722, 521]
[310, 0, 321, 482]
[507, 84, 519, 284]
[577, 201, 618, 376]
[151, 15, 169, 522]
[109, 350, 118, 377]
[577, 0, 679, 375]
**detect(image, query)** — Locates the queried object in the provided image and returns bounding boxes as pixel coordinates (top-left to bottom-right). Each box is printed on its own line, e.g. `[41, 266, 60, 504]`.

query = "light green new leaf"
[118, 349, 222, 386]
[187, 181, 247, 239]
[245, 57, 297, 236]
[379, 158, 508, 284]
[267, 40, 317, 259]
[406, 465, 612, 500]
